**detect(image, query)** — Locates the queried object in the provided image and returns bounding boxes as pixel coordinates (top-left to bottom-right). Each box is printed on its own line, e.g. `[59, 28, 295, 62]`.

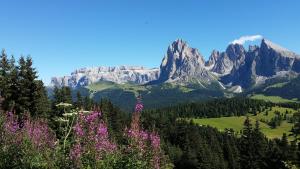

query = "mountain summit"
[154, 39, 216, 85]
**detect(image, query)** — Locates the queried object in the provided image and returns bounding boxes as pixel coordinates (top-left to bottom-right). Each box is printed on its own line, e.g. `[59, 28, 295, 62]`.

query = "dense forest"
[1, 51, 300, 168]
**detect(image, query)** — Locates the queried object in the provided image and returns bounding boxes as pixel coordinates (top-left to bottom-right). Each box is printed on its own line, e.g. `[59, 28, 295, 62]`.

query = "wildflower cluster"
[0, 97, 168, 169]
[3, 112, 55, 149]
[70, 111, 117, 167]
[0, 112, 56, 168]
[125, 99, 163, 169]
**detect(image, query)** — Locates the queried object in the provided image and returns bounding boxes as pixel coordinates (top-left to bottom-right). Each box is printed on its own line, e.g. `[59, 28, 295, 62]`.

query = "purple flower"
[140, 131, 149, 140]
[135, 103, 144, 113]
[150, 132, 160, 149]
[85, 111, 101, 123]
[97, 122, 108, 137]
[70, 143, 82, 161]
[70, 111, 117, 164]
[74, 122, 84, 137]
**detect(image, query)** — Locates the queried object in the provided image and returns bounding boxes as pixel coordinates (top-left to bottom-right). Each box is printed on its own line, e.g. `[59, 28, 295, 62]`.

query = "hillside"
[191, 106, 298, 140]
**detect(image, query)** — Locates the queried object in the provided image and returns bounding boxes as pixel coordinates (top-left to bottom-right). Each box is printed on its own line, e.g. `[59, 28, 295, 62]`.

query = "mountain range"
[49, 38, 300, 110]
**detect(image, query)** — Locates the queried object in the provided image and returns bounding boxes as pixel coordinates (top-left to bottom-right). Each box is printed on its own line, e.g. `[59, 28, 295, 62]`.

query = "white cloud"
[231, 35, 263, 45]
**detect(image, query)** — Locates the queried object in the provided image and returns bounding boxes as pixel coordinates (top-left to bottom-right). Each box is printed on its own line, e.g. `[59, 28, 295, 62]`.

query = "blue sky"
[1, 0, 299, 84]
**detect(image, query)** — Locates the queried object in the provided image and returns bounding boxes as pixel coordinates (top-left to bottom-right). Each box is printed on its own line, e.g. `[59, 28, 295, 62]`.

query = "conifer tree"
[0, 50, 11, 110]
[252, 120, 267, 168]
[240, 117, 255, 169]
[32, 80, 50, 117]
[7, 56, 19, 111]
[75, 91, 83, 109]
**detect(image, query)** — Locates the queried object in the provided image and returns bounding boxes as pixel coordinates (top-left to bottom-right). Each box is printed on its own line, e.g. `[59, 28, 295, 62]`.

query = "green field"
[87, 81, 148, 96]
[190, 106, 297, 140]
[250, 94, 298, 103]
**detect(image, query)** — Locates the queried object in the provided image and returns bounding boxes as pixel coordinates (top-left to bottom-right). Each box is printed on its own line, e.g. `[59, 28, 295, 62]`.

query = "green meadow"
[190, 106, 298, 140]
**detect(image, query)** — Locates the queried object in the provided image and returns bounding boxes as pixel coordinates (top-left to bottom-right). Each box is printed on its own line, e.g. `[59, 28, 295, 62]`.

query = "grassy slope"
[191, 106, 297, 140]
[250, 94, 298, 103]
[85, 81, 224, 111]
[247, 76, 300, 101]
[87, 81, 148, 96]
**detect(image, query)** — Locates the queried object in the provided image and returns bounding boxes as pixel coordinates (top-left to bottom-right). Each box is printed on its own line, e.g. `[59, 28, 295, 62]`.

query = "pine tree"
[7, 56, 19, 112]
[83, 96, 93, 110]
[76, 91, 83, 109]
[252, 120, 267, 168]
[25, 57, 38, 114]
[32, 80, 50, 118]
[291, 112, 300, 141]
[0, 50, 11, 110]
[280, 133, 289, 161]
[17, 56, 30, 113]
[240, 116, 255, 169]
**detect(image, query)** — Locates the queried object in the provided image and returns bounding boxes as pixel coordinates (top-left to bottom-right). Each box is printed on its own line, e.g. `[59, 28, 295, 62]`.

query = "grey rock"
[51, 66, 159, 88]
[155, 39, 217, 85]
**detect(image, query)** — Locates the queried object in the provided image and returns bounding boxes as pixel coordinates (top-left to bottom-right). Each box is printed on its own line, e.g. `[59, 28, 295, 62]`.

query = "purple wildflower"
[150, 132, 160, 149]
[74, 122, 84, 137]
[70, 111, 117, 164]
[135, 102, 144, 113]
[70, 143, 82, 161]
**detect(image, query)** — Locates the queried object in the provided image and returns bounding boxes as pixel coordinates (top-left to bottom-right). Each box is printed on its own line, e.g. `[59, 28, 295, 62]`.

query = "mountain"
[50, 66, 159, 88]
[49, 37, 300, 110]
[220, 39, 300, 88]
[206, 43, 246, 75]
[153, 39, 217, 85]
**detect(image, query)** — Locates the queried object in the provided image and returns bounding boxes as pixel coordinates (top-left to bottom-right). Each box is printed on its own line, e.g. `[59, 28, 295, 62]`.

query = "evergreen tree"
[291, 112, 300, 141]
[32, 80, 50, 118]
[252, 120, 267, 168]
[83, 96, 93, 110]
[75, 91, 83, 109]
[0, 50, 11, 110]
[52, 86, 73, 116]
[239, 117, 255, 169]
[17, 56, 31, 113]
[7, 56, 19, 112]
[280, 133, 289, 161]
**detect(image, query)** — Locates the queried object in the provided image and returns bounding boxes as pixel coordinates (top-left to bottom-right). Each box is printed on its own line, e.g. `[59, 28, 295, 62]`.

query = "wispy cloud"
[231, 35, 263, 45]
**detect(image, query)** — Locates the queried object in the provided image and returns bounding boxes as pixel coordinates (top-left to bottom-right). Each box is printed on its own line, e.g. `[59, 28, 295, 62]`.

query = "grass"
[86, 81, 148, 96]
[189, 106, 298, 140]
[87, 81, 198, 97]
[250, 94, 298, 103]
[264, 82, 288, 90]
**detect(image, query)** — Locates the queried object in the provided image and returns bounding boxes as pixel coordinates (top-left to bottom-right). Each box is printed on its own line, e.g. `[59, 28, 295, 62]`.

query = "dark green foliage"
[146, 98, 275, 118]
[0, 51, 50, 117]
[52, 86, 72, 104]
[262, 75, 300, 100]
[140, 99, 300, 169]
[268, 111, 284, 129]
[75, 91, 83, 109]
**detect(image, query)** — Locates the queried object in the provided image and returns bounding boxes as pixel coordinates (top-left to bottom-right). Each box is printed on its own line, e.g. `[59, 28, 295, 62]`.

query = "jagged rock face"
[50, 66, 159, 88]
[220, 39, 300, 88]
[226, 44, 246, 69]
[208, 52, 233, 75]
[205, 50, 219, 68]
[255, 39, 299, 76]
[157, 39, 215, 84]
[207, 44, 245, 75]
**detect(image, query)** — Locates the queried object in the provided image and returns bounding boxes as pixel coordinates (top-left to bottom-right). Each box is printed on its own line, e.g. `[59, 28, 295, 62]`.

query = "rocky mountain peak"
[156, 39, 215, 84]
[205, 50, 220, 68]
[226, 43, 246, 61]
[260, 39, 297, 58]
